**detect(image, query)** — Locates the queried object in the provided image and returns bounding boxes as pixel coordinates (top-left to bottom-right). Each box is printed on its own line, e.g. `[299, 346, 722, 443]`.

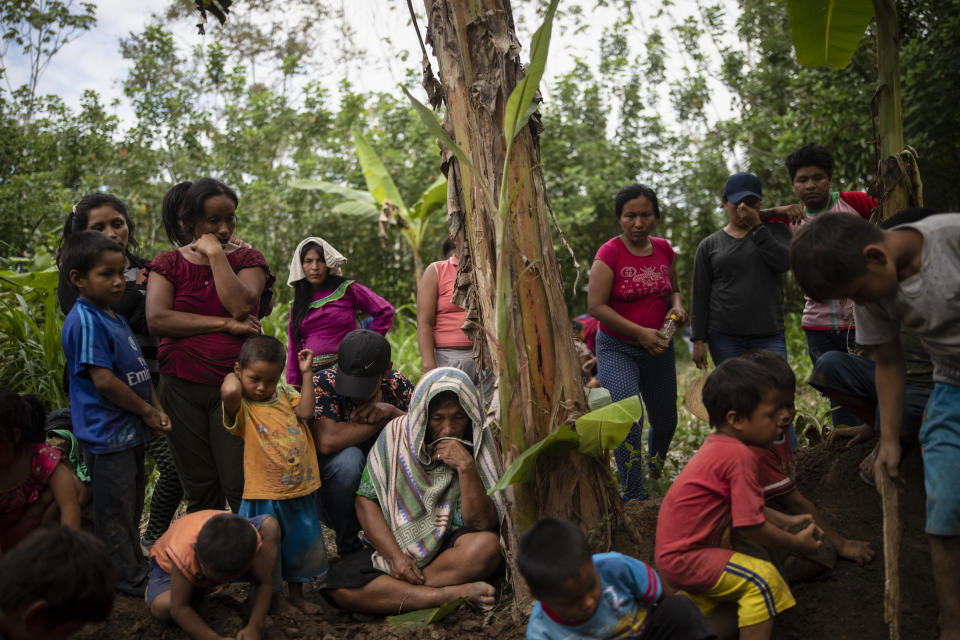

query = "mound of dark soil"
[74, 439, 937, 639]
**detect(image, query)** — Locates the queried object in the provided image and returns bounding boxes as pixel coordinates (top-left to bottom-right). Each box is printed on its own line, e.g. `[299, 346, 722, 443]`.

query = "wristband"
[749, 222, 764, 234]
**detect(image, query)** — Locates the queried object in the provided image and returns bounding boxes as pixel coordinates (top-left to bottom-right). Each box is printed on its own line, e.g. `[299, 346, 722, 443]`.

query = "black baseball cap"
[722, 172, 763, 204]
[335, 330, 392, 399]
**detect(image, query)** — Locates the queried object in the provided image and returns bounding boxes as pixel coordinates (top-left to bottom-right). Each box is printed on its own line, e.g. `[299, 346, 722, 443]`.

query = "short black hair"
[441, 236, 456, 257]
[0, 389, 47, 449]
[59, 231, 124, 279]
[0, 527, 114, 626]
[161, 181, 193, 246]
[177, 178, 239, 240]
[518, 518, 592, 598]
[237, 334, 286, 368]
[741, 350, 796, 392]
[195, 514, 260, 577]
[785, 143, 834, 181]
[789, 212, 884, 302]
[614, 183, 660, 219]
[702, 358, 779, 427]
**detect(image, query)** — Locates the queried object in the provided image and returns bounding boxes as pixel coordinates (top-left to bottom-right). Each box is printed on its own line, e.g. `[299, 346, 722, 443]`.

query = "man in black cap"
[310, 329, 413, 555]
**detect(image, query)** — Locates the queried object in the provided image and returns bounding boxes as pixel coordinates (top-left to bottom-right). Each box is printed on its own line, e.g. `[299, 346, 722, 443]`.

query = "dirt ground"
[75, 438, 937, 639]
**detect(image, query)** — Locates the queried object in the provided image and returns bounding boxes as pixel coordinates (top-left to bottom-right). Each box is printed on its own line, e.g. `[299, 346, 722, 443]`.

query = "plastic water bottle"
[660, 313, 679, 340]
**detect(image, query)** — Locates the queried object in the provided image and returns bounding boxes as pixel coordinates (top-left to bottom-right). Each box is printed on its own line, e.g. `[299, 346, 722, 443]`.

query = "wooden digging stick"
[878, 470, 901, 640]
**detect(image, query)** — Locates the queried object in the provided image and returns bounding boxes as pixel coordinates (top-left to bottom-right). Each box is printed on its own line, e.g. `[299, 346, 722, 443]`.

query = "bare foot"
[271, 593, 303, 617]
[289, 594, 323, 615]
[451, 581, 496, 607]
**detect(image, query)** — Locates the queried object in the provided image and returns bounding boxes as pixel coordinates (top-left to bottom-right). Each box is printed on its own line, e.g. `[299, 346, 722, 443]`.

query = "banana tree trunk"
[872, 0, 922, 221]
[421, 0, 635, 602]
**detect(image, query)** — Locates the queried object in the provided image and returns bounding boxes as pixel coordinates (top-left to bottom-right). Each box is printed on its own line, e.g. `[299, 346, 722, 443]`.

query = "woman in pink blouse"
[146, 178, 274, 513]
[286, 237, 394, 389]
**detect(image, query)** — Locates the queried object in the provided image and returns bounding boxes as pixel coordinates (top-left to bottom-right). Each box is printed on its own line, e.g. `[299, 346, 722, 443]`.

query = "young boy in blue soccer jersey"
[60, 231, 171, 597]
[519, 518, 715, 640]
[791, 211, 960, 640]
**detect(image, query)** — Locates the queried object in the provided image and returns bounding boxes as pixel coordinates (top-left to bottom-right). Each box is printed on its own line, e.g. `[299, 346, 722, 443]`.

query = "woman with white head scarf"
[285, 236, 395, 388]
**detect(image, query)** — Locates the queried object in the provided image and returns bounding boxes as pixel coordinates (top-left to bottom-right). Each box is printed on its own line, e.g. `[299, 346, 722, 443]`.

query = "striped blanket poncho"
[365, 367, 504, 573]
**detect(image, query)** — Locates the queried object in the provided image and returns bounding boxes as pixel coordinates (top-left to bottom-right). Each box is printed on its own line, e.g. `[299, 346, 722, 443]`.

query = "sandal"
[858, 447, 878, 487]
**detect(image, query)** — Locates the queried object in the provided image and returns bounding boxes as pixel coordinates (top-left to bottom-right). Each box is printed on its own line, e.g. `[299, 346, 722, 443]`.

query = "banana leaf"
[386, 597, 464, 628]
[288, 179, 375, 203]
[352, 127, 408, 213]
[786, 0, 874, 69]
[574, 396, 644, 457]
[486, 425, 580, 494]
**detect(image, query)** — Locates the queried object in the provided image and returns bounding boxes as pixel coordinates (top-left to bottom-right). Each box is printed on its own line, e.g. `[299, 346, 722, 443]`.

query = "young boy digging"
[520, 517, 716, 640]
[655, 358, 822, 640]
[222, 335, 328, 615]
[147, 511, 281, 640]
[742, 350, 874, 574]
[791, 211, 960, 640]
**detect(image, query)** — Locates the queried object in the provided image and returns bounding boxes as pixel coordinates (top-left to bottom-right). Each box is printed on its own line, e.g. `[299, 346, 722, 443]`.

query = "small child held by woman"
[0, 390, 83, 552]
[221, 335, 328, 614]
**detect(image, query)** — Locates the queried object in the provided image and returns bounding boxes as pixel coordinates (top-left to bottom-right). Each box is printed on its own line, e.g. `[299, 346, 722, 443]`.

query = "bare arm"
[873, 337, 906, 479]
[88, 366, 170, 433]
[221, 372, 243, 422]
[239, 517, 280, 640]
[168, 565, 225, 640]
[145, 270, 260, 338]
[294, 350, 315, 420]
[780, 489, 874, 565]
[48, 463, 82, 530]
[310, 416, 388, 455]
[193, 236, 264, 319]
[737, 520, 822, 555]
[433, 441, 498, 530]
[416, 264, 439, 372]
[356, 495, 424, 585]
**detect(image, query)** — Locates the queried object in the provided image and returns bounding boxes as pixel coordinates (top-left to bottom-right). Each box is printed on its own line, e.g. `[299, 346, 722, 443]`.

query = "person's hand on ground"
[795, 522, 823, 555]
[692, 340, 709, 370]
[236, 625, 261, 640]
[387, 551, 424, 585]
[837, 538, 875, 565]
[432, 440, 474, 473]
[828, 423, 875, 447]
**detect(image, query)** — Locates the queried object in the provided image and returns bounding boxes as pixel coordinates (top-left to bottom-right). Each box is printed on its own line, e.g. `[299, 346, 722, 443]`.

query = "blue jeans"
[808, 350, 930, 439]
[706, 331, 787, 365]
[596, 329, 678, 502]
[316, 447, 366, 554]
[804, 328, 861, 429]
[707, 331, 798, 450]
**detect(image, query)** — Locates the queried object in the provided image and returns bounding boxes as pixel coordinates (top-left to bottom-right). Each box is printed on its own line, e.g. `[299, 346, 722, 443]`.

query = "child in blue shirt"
[60, 231, 171, 596]
[519, 517, 715, 640]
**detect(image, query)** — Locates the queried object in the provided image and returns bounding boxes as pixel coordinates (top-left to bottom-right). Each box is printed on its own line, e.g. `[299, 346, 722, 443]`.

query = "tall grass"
[0, 266, 66, 408]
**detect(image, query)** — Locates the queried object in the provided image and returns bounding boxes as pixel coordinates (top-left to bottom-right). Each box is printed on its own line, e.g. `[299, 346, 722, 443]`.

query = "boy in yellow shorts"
[655, 358, 822, 639]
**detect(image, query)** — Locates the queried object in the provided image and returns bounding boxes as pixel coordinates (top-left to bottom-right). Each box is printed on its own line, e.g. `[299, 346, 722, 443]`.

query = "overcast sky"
[3, 0, 737, 128]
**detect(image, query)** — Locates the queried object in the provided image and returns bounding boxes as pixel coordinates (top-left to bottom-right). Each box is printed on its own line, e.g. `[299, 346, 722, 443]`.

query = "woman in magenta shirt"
[587, 183, 686, 502]
[286, 237, 394, 389]
[146, 178, 273, 513]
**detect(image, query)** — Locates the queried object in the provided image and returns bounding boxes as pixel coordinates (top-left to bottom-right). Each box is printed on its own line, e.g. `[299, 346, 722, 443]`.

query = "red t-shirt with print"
[594, 236, 674, 341]
[655, 433, 766, 591]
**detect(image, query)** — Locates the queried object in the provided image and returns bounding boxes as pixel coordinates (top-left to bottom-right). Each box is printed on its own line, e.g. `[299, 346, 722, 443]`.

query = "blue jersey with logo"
[526, 553, 663, 640]
[61, 298, 153, 453]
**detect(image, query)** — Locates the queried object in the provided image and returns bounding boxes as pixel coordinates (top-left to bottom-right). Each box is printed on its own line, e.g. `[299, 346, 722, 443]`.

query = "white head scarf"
[287, 237, 347, 285]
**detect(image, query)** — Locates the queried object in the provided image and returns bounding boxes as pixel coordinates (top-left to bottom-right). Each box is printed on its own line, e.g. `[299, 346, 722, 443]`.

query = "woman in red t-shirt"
[146, 178, 274, 513]
[587, 183, 686, 502]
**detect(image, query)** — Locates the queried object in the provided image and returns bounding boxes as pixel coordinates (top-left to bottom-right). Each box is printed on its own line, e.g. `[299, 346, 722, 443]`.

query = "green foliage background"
[1, 0, 958, 411]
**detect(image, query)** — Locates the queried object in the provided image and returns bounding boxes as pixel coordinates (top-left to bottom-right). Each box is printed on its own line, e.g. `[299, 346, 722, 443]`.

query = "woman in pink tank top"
[416, 236, 492, 402]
